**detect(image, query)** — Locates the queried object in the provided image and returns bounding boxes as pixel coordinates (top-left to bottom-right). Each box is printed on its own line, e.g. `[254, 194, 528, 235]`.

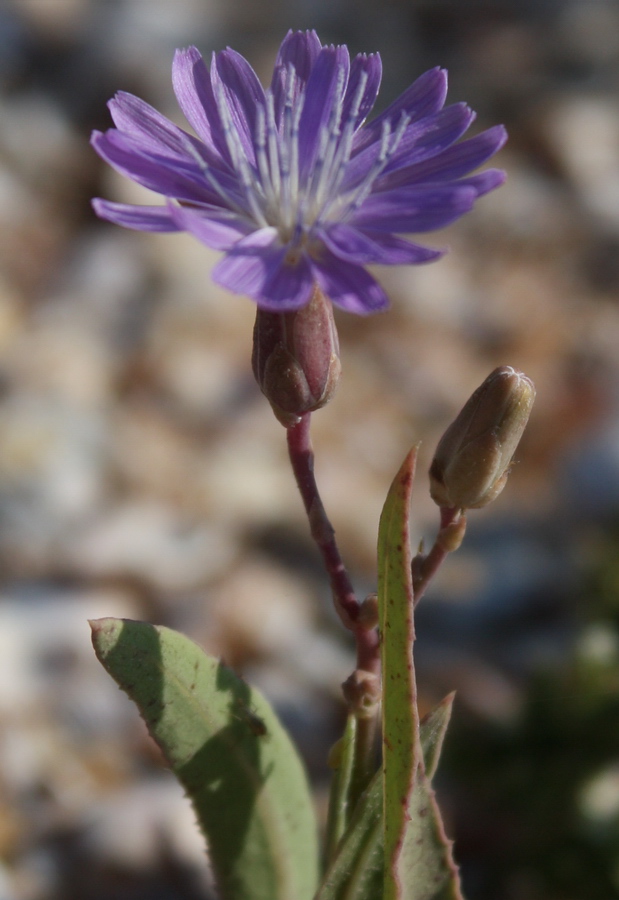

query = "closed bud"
[358, 593, 379, 629]
[252, 285, 341, 426]
[341, 669, 381, 718]
[429, 366, 535, 510]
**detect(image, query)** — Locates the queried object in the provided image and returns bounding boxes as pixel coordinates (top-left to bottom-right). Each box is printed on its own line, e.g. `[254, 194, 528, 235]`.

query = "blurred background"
[1, 0, 619, 898]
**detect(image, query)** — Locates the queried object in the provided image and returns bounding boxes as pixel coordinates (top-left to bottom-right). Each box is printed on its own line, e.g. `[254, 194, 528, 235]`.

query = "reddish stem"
[412, 506, 466, 605]
[286, 413, 380, 675]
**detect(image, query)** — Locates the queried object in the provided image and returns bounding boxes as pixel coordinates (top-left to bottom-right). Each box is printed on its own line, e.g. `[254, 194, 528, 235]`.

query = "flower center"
[187, 55, 410, 249]
[252, 65, 409, 244]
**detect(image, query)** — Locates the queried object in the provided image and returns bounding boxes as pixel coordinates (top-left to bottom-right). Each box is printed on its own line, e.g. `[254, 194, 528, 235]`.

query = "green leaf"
[397, 771, 463, 900]
[324, 714, 358, 863]
[398, 694, 463, 900]
[377, 447, 420, 900]
[315, 695, 456, 900]
[377, 450, 464, 900]
[420, 693, 455, 781]
[316, 768, 383, 900]
[91, 618, 319, 900]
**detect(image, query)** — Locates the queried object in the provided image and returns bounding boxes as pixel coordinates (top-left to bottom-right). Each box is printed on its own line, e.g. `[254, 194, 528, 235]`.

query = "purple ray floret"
[91, 30, 507, 314]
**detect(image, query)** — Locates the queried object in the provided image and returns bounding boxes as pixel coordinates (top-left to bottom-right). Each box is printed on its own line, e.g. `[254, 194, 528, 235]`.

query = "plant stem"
[286, 413, 381, 824]
[412, 506, 467, 605]
[286, 413, 358, 627]
[286, 413, 380, 675]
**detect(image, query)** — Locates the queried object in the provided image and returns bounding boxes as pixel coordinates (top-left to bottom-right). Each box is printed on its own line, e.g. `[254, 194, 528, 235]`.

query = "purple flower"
[92, 30, 506, 314]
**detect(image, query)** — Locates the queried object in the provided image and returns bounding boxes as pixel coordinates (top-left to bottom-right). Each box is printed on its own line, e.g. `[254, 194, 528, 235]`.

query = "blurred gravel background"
[1, 1, 619, 898]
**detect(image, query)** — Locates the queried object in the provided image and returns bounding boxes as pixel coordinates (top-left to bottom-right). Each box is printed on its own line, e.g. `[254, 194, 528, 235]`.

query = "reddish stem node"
[412, 506, 466, 605]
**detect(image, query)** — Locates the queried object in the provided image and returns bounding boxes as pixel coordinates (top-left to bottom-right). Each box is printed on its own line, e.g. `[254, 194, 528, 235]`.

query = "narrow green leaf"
[315, 768, 383, 900]
[398, 770, 463, 900]
[377, 447, 419, 900]
[324, 714, 358, 863]
[315, 696, 456, 900]
[398, 693, 463, 900]
[91, 618, 319, 900]
[420, 693, 455, 781]
[377, 450, 464, 900]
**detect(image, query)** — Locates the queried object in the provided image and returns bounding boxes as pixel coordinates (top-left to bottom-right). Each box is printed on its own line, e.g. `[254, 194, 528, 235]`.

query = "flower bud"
[341, 669, 382, 719]
[429, 366, 535, 510]
[252, 285, 341, 426]
[358, 593, 379, 630]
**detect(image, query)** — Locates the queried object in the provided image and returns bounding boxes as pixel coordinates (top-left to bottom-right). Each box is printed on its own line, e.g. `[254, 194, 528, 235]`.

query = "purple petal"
[92, 129, 206, 200]
[172, 47, 231, 164]
[91, 130, 238, 207]
[385, 103, 476, 172]
[352, 184, 477, 232]
[108, 92, 195, 159]
[106, 92, 237, 188]
[210, 48, 266, 165]
[212, 228, 314, 310]
[310, 247, 389, 314]
[212, 227, 281, 293]
[375, 124, 508, 191]
[352, 67, 448, 156]
[298, 45, 350, 177]
[454, 168, 506, 196]
[341, 52, 382, 132]
[167, 202, 254, 250]
[92, 199, 181, 231]
[360, 229, 445, 263]
[255, 256, 315, 311]
[321, 223, 444, 264]
[271, 30, 323, 127]
[343, 102, 474, 194]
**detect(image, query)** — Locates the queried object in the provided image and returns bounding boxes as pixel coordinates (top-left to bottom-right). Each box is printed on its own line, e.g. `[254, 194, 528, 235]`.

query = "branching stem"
[287, 412, 380, 810]
[412, 506, 467, 605]
[286, 413, 380, 676]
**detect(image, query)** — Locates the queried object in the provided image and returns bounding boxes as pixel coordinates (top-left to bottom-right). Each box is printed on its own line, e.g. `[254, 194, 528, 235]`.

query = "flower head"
[92, 30, 506, 314]
[429, 366, 536, 510]
[252, 285, 341, 426]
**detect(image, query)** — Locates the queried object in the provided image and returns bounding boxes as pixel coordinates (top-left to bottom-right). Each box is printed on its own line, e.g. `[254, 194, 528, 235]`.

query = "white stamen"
[279, 65, 303, 236]
[188, 51, 406, 247]
[334, 112, 411, 221]
[213, 79, 269, 228]
[323, 70, 369, 201]
[178, 133, 247, 217]
[289, 104, 301, 206]
[255, 104, 276, 210]
[265, 92, 281, 198]
[284, 62, 298, 115]
[309, 63, 347, 193]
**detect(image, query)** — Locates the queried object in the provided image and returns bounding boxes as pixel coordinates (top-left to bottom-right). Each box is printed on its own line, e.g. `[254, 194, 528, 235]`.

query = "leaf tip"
[441, 690, 456, 709]
[89, 616, 123, 656]
[403, 443, 419, 474]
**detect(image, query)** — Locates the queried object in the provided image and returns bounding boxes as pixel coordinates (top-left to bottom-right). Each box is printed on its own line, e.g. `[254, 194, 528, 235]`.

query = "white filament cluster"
[184, 59, 409, 248]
